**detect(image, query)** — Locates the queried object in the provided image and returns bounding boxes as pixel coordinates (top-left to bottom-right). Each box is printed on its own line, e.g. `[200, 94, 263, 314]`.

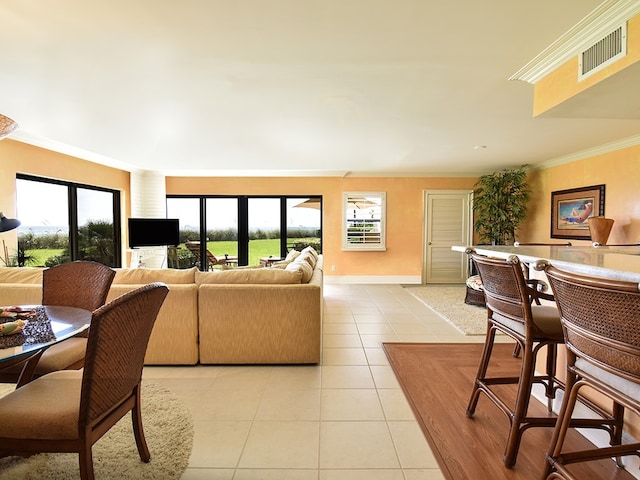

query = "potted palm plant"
[473, 165, 530, 245]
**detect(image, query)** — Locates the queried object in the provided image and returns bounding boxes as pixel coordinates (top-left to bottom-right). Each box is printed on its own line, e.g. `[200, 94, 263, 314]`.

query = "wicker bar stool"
[465, 249, 564, 467]
[541, 262, 640, 480]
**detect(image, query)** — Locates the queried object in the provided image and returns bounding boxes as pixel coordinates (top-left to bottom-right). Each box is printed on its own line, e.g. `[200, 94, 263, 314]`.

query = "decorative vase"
[588, 216, 614, 245]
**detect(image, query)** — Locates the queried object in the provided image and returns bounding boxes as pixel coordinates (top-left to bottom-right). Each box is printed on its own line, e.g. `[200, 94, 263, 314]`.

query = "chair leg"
[543, 369, 579, 479]
[503, 341, 536, 468]
[611, 401, 625, 467]
[512, 343, 521, 358]
[132, 385, 151, 463]
[544, 343, 558, 412]
[466, 324, 497, 417]
[79, 436, 95, 480]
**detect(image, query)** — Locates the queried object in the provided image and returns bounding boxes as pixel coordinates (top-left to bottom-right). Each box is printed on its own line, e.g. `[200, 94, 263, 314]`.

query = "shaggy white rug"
[0, 381, 193, 480]
[404, 284, 487, 335]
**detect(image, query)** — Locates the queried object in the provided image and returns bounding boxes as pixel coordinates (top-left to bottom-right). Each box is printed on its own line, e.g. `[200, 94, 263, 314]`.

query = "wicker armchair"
[465, 249, 564, 467]
[0, 261, 116, 384]
[0, 282, 169, 480]
[542, 263, 640, 479]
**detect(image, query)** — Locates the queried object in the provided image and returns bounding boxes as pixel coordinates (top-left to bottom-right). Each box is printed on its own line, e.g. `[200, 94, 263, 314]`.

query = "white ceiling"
[3, 0, 640, 177]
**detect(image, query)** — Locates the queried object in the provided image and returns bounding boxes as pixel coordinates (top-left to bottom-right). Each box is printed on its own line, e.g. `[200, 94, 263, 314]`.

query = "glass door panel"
[287, 197, 321, 253]
[167, 197, 201, 269]
[205, 198, 238, 269]
[16, 179, 70, 267]
[76, 187, 117, 266]
[248, 198, 280, 266]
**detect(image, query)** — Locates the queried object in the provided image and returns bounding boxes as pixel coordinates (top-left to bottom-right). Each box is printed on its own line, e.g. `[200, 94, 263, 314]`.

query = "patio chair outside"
[185, 241, 238, 269]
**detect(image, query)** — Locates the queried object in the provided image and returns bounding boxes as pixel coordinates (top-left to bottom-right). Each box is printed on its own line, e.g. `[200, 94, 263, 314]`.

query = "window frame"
[16, 174, 122, 267]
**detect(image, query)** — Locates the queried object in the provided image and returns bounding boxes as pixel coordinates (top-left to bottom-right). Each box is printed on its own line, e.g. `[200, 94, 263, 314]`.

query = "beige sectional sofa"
[0, 249, 323, 365]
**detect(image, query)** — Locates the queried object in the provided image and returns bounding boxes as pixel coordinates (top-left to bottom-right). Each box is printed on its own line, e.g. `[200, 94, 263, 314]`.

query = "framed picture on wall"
[551, 184, 605, 240]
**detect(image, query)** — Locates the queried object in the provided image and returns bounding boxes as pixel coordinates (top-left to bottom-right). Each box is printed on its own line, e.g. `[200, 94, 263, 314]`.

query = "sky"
[168, 197, 320, 230]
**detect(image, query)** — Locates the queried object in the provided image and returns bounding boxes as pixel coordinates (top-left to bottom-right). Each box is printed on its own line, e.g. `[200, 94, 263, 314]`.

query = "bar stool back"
[542, 263, 640, 479]
[466, 249, 564, 467]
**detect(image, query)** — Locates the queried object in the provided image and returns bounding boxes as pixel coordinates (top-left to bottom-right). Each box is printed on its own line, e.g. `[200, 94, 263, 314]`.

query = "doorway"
[423, 190, 473, 283]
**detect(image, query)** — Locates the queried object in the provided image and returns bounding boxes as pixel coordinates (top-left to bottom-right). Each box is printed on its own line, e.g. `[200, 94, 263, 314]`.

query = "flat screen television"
[128, 218, 180, 248]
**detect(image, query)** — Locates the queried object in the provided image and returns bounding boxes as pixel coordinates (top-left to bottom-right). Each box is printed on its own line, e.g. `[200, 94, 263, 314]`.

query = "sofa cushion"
[301, 246, 319, 260]
[270, 249, 301, 269]
[285, 249, 301, 262]
[285, 260, 314, 283]
[0, 267, 44, 284]
[296, 252, 317, 268]
[113, 267, 197, 285]
[196, 268, 303, 284]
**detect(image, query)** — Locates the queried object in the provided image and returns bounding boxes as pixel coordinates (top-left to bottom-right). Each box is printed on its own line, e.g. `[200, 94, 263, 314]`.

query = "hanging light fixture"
[0, 212, 21, 266]
[0, 212, 21, 233]
[0, 114, 18, 140]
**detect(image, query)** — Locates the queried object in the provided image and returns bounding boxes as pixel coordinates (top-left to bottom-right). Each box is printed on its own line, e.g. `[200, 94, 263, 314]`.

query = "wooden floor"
[383, 342, 637, 480]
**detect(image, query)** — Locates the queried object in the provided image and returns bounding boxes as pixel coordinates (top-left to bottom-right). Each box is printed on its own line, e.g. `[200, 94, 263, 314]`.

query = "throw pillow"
[301, 245, 319, 260]
[285, 260, 314, 283]
[284, 249, 301, 262]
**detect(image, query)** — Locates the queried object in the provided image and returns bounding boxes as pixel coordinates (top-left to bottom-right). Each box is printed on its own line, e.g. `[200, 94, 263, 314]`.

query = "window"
[342, 192, 386, 251]
[167, 195, 322, 269]
[16, 175, 121, 267]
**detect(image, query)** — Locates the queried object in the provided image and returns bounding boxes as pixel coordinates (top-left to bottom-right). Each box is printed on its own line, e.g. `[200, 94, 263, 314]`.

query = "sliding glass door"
[167, 195, 322, 270]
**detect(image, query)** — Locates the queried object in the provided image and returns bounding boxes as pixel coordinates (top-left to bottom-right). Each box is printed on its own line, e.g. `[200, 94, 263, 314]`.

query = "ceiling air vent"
[578, 23, 627, 81]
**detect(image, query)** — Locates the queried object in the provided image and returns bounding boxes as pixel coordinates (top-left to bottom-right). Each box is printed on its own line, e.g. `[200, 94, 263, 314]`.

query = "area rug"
[382, 342, 633, 480]
[404, 284, 487, 335]
[0, 382, 194, 480]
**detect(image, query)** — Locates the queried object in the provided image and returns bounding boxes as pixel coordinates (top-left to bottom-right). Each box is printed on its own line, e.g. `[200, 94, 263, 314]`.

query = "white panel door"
[424, 190, 472, 283]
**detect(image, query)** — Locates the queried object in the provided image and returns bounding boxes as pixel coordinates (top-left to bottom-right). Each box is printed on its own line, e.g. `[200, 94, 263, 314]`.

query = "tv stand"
[129, 247, 170, 269]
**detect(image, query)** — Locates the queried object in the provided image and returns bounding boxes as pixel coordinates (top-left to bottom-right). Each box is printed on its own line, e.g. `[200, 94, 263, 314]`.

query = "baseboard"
[324, 275, 422, 284]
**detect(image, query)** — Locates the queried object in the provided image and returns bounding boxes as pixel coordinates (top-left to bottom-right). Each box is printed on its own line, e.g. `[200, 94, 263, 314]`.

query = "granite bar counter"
[452, 244, 640, 283]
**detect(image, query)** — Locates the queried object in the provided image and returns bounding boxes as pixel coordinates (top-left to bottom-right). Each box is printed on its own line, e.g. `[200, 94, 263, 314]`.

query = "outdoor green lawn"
[26, 239, 286, 268]
[25, 237, 319, 268]
[208, 239, 280, 266]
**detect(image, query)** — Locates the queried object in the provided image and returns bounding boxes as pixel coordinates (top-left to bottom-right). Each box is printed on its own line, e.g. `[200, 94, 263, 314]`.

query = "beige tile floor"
[142, 283, 486, 480]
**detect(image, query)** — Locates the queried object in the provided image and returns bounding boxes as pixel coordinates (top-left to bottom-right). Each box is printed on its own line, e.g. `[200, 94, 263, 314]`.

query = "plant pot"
[588, 216, 614, 245]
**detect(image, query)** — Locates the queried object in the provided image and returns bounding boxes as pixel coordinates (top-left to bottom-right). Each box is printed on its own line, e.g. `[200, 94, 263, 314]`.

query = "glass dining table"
[0, 305, 92, 387]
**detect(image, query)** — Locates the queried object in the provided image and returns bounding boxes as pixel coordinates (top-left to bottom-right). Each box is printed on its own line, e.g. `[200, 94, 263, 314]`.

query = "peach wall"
[0, 139, 131, 260]
[1, 139, 476, 278]
[522, 145, 640, 440]
[167, 176, 476, 278]
[533, 14, 640, 116]
[4, 136, 638, 278]
[519, 144, 640, 244]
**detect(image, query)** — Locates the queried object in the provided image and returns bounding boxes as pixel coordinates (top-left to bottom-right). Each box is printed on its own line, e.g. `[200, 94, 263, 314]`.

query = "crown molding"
[11, 130, 134, 172]
[510, 0, 640, 84]
[535, 132, 640, 170]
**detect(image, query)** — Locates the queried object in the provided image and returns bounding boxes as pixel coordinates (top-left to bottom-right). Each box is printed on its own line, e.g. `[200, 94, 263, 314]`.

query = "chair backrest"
[469, 251, 533, 328]
[79, 282, 169, 426]
[185, 241, 221, 263]
[184, 241, 202, 260]
[544, 264, 640, 383]
[42, 261, 116, 311]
